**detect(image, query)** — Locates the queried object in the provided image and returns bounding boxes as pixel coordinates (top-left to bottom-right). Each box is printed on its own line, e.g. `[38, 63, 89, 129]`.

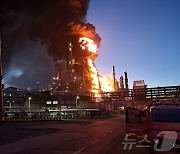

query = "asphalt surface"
[0, 117, 150, 154]
[0, 120, 92, 145]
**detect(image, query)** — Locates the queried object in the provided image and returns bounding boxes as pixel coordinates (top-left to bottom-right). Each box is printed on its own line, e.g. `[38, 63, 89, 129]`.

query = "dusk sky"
[2, 0, 180, 89]
[88, 0, 180, 88]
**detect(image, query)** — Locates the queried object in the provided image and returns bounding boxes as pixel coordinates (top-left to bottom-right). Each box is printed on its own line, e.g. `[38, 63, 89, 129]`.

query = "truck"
[126, 103, 180, 153]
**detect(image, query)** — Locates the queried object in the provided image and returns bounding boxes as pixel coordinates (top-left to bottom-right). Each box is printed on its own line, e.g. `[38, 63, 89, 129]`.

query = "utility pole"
[0, 35, 3, 122]
[36, 82, 39, 90]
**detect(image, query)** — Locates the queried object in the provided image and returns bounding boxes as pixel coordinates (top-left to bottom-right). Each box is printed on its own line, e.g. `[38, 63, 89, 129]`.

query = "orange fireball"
[79, 37, 97, 53]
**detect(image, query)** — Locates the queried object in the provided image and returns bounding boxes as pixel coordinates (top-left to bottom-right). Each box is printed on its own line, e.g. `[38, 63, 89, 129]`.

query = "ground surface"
[0, 117, 151, 154]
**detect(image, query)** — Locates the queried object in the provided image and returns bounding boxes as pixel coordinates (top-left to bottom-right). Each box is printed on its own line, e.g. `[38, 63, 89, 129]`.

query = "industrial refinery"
[0, 0, 180, 122]
[1, 39, 180, 120]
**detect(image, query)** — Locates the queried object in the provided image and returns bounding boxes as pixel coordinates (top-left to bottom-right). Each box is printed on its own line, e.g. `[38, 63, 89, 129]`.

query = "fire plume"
[99, 76, 114, 92]
[79, 37, 114, 93]
[79, 37, 97, 53]
[87, 59, 99, 92]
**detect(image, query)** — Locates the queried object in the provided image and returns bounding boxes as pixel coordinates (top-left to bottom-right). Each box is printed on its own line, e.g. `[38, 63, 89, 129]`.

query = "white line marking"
[91, 139, 98, 145]
[72, 147, 86, 154]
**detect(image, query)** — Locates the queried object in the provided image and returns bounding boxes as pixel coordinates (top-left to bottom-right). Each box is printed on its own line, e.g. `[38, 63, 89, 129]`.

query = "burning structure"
[1, 0, 126, 93]
[30, 0, 115, 93]
[51, 34, 116, 92]
[51, 35, 101, 92]
[29, 0, 104, 92]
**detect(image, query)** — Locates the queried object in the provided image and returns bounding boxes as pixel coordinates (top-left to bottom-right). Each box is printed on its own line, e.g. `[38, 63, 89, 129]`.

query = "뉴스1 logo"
[122, 131, 178, 151]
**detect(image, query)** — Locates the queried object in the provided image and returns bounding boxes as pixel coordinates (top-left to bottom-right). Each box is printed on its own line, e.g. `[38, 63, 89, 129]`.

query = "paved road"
[0, 117, 150, 154]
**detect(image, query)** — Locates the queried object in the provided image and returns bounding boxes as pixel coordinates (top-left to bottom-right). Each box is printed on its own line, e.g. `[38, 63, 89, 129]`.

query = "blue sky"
[88, 0, 180, 88]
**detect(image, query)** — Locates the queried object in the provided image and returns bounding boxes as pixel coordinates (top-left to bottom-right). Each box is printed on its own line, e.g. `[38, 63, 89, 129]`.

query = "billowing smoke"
[0, 0, 101, 89]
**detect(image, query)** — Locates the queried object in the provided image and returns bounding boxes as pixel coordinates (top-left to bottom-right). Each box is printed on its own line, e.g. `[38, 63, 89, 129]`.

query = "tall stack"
[113, 66, 116, 92]
[124, 72, 129, 90]
[120, 76, 124, 89]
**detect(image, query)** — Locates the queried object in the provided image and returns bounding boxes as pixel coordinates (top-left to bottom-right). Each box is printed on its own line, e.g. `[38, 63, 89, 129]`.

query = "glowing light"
[99, 76, 114, 92]
[87, 59, 99, 92]
[79, 37, 114, 93]
[79, 37, 97, 53]
[6, 66, 23, 78]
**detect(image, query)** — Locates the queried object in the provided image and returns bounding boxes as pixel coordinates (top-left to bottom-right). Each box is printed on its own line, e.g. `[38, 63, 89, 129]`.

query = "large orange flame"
[79, 37, 114, 93]
[79, 37, 97, 53]
[87, 59, 99, 92]
[99, 76, 114, 92]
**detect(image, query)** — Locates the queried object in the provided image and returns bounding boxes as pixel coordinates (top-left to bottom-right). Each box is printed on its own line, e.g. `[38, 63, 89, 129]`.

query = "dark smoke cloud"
[0, 0, 101, 89]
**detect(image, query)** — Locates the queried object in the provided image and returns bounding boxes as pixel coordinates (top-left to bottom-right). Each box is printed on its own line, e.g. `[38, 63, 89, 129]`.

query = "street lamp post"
[59, 95, 61, 120]
[28, 97, 31, 111]
[9, 101, 12, 110]
[36, 82, 39, 90]
[76, 96, 79, 109]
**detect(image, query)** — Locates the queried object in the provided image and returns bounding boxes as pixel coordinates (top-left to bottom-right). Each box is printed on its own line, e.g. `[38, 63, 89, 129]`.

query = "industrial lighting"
[76, 96, 80, 109]
[28, 97, 31, 111]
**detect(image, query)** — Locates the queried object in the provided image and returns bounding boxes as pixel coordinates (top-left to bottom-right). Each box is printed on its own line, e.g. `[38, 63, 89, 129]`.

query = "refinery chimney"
[113, 66, 116, 91]
[120, 76, 124, 89]
[124, 71, 129, 89]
